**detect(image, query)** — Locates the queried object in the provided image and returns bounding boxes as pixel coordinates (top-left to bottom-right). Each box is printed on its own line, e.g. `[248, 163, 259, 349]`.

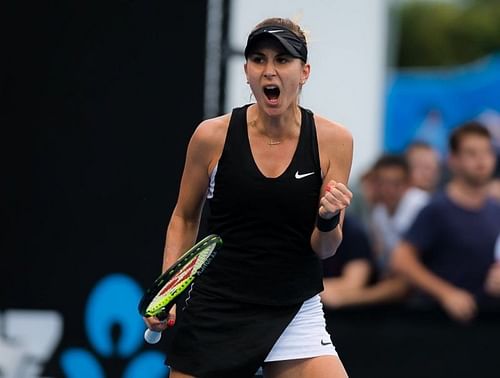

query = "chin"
[261, 104, 285, 117]
[466, 176, 492, 187]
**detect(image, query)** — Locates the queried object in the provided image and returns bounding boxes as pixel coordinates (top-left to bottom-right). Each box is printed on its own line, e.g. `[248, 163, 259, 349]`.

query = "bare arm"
[144, 116, 227, 332]
[162, 118, 227, 272]
[311, 117, 353, 259]
[321, 260, 372, 307]
[391, 240, 477, 322]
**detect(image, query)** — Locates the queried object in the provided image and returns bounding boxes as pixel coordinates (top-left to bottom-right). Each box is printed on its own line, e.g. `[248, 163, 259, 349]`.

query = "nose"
[264, 72, 276, 79]
[263, 62, 277, 79]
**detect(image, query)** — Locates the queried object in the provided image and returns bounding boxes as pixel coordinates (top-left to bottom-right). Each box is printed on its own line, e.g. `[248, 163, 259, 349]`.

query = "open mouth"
[263, 85, 280, 101]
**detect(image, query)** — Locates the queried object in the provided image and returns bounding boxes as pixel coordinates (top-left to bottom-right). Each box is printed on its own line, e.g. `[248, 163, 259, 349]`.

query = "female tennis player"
[144, 17, 353, 377]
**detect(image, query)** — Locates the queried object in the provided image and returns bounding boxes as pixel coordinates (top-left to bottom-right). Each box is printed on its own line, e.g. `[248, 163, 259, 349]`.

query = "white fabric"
[206, 163, 218, 199]
[264, 294, 337, 362]
[371, 187, 430, 271]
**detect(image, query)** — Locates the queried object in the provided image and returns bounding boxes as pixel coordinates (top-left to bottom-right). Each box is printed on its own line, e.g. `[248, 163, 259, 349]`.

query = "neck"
[446, 179, 489, 209]
[248, 104, 302, 143]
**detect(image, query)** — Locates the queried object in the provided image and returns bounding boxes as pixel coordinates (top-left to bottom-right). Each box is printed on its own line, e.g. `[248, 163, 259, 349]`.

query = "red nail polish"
[167, 319, 175, 327]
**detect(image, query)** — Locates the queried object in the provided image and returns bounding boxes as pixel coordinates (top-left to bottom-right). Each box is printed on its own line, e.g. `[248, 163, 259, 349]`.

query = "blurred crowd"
[321, 120, 500, 323]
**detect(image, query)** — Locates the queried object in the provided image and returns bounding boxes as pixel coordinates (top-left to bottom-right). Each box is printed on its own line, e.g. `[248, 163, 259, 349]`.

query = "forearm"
[311, 224, 343, 259]
[348, 277, 409, 306]
[392, 248, 456, 303]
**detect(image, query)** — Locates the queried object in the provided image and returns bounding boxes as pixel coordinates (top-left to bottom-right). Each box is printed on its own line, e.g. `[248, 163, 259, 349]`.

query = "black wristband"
[316, 212, 340, 232]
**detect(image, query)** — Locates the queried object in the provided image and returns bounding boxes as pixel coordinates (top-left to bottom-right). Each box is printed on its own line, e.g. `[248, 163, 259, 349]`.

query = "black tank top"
[197, 104, 324, 305]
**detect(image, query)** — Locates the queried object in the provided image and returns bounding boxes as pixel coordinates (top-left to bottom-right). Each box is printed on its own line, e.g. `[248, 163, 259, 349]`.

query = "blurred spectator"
[476, 108, 500, 155]
[323, 154, 432, 308]
[347, 167, 379, 232]
[370, 154, 430, 271]
[477, 109, 500, 204]
[391, 121, 500, 323]
[405, 141, 441, 193]
[321, 214, 377, 308]
[489, 178, 500, 202]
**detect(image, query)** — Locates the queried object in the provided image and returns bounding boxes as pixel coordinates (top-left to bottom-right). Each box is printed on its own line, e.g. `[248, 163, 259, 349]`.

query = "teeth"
[264, 85, 278, 89]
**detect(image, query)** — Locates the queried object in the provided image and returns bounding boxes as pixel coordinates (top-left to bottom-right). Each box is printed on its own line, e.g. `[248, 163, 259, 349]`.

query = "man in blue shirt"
[391, 121, 500, 323]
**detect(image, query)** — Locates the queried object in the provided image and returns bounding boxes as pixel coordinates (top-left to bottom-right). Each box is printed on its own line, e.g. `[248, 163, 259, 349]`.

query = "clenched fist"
[319, 180, 353, 219]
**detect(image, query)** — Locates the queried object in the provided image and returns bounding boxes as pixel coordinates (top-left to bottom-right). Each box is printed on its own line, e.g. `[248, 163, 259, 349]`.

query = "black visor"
[244, 25, 308, 62]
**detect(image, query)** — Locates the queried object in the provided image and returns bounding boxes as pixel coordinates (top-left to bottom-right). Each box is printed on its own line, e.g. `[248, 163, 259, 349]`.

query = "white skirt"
[264, 294, 338, 362]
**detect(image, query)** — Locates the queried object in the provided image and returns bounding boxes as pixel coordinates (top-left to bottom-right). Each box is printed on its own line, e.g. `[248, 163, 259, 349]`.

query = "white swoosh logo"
[295, 171, 315, 179]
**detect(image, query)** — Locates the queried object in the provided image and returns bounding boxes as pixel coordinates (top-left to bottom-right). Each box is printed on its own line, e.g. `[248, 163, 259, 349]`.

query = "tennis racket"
[138, 234, 222, 344]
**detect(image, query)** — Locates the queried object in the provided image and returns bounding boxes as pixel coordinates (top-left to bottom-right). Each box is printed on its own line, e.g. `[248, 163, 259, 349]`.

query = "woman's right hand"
[143, 304, 177, 332]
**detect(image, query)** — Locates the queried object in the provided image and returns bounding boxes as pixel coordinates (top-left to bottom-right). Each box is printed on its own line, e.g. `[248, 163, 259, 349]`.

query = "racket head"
[138, 234, 222, 318]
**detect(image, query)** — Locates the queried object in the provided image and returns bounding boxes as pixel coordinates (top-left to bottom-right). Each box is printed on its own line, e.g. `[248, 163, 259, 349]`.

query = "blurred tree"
[396, 0, 500, 67]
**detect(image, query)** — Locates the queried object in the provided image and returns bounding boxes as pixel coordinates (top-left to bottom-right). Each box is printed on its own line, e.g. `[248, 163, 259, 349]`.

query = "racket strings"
[145, 242, 217, 316]
[140, 235, 222, 318]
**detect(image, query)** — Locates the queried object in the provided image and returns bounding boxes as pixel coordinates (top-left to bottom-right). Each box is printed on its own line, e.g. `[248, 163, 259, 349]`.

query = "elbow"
[318, 248, 337, 260]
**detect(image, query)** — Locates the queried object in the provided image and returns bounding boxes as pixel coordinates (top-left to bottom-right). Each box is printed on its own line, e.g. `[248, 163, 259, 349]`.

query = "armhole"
[305, 108, 324, 179]
[207, 163, 218, 199]
[206, 104, 250, 200]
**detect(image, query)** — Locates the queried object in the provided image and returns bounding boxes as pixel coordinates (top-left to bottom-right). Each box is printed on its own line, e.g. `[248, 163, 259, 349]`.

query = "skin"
[145, 37, 353, 378]
[375, 165, 410, 215]
[405, 145, 440, 193]
[320, 259, 372, 308]
[391, 133, 497, 323]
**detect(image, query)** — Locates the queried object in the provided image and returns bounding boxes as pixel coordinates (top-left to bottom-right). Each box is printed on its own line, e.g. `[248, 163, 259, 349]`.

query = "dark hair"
[373, 154, 410, 176]
[449, 121, 491, 154]
[405, 140, 435, 153]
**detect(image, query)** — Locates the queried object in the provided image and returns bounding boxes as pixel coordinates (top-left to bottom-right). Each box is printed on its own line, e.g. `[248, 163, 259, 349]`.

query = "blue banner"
[384, 53, 500, 158]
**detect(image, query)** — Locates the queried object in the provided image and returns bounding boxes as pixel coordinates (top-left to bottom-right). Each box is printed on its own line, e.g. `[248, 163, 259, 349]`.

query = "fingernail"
[167, 319, 175, 327]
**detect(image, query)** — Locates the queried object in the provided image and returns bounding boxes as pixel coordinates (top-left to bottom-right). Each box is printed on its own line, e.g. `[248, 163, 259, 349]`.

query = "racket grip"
[144, 329, 162, 344]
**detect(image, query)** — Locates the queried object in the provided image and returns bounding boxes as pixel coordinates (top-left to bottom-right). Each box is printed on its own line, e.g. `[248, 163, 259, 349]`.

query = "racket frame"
[138, 234, 222, 319]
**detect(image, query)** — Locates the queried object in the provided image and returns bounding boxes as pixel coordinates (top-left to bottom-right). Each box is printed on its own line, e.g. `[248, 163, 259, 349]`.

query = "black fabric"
[199, 104, 324, 305]
[166, 104, 324, 375]
[244, 25, 308, 62]
[166, 285, 301, 377]
[316, 212, 340, 232]
[322, 215, 378, 283]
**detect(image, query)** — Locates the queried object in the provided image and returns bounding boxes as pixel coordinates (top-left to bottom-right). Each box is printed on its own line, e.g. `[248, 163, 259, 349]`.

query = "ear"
[300, 63, 311, 85]
[244, 63, 249, 83]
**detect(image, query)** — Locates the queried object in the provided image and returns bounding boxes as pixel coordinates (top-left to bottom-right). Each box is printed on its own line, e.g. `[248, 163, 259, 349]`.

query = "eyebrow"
[248, 51, 292, 58]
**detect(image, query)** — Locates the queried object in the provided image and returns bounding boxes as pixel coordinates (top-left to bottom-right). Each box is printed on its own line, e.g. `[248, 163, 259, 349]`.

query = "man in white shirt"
[371, 154, 430, 273]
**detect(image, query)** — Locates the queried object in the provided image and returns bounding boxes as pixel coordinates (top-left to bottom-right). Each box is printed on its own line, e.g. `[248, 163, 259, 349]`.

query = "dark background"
[2, 1, 207, 376]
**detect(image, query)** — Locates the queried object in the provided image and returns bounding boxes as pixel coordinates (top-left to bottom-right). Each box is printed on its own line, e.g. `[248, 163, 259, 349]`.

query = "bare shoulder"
[192, 113, 231, 146]
[187, 113, 231, 172]
[314, 114, 353, 146]
[313, 114, 353, 182]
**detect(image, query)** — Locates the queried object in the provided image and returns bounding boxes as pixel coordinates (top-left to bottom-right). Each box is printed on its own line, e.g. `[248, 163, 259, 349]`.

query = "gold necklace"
[249, 120, 282, 146]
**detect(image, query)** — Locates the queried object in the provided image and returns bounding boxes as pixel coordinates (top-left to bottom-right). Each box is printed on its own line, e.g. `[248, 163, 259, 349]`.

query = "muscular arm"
[311, 117, 353, 259]
[144, 116, 227, 331]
